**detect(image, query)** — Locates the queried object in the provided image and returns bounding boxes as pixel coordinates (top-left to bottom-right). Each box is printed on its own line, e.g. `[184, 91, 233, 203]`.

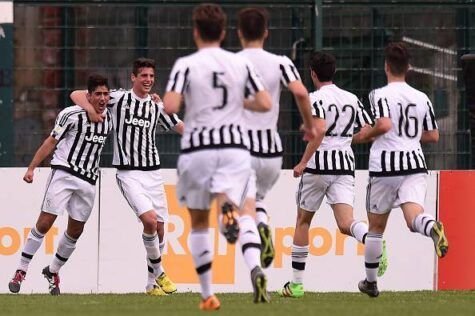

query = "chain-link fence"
[11, 1, 475, 169]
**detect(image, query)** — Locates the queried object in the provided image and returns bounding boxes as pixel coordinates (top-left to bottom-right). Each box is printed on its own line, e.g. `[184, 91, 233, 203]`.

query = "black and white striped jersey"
[368, 82, 438, 177]
[108, 89, 181, 170]
[166, 47, 265, 153]
[238, 48, 301, 157]
[304, 84, 373, 176]
[50, 105, 113, 184]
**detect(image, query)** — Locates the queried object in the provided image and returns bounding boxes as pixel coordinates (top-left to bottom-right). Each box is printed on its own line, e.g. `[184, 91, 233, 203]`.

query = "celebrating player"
[8, 75, 113, 295]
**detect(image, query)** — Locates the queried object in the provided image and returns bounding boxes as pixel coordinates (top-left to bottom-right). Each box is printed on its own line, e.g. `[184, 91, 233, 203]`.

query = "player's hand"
[301, 124, 317, 142]
[23, 169, 34, 183]
[151, 93, 162, 103]
[293, 162, 306, 178]
[86, 108, 104, 123]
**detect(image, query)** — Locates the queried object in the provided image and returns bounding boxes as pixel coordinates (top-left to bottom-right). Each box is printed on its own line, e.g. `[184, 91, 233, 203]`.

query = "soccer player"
[163, 4, 272, 310]
[70, 58, 183, 296]
[279, 52, 376, 298]
[8, 74, 113, 295]
[236, 7, 315, 268]
[357, 42, 448, 297]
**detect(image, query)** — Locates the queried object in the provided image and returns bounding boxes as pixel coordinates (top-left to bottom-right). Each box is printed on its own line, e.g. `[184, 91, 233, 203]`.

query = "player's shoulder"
[59, 105, 85, 116]
[57, 105, 85, 124]
[332, 84, 358, 101]
[405, 83, 430, 101]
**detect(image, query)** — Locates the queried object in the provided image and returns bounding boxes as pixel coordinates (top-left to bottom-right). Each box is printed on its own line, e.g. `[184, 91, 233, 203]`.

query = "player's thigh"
[176, 150, 217, 210]
[41, 169, 75, 217]
[327, 175, 355, 207]
[252, 156, 282, 201]
[366, 176, 402, 214]
[67, 178, 96, 222]
[397, 173, 428, 209]
[116, 170, 153, 217]
[143, 170, 169, 223]
[212, 148, 251, 209]
[296, 173, 329, 212]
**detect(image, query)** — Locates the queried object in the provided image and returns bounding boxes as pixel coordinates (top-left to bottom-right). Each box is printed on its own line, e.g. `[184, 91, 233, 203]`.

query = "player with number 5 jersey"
[163, 3, 272, 310]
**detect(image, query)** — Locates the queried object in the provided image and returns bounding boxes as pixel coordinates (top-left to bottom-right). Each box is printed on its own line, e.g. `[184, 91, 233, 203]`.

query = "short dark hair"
[237, 7, 268, 41]
[309, 52, 336, 82]
[87, 74, 109, 93]
[192, 3, 227, 42]
[385, 42, 410, 76]
[132, 57, 156, 76]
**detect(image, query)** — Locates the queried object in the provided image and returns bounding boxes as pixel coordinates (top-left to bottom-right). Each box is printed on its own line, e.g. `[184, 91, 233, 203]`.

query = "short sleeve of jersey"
[244, 59, 266, 96]
[355, 100, 374, 129]
[423, 99, 438, 131]
[156, 102, 182, 132]
[279, 55, 301, 87]
[166, 58, 190, 94]
[309, 92, 325, 119]
[50, 108, 76, 140]
[369, 89, 390, 119]
[108, 89, 126, 108]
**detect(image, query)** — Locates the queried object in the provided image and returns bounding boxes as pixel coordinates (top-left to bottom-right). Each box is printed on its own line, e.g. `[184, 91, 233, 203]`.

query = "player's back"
[306, 84, 371, 175]
[238, 48, 300, 157]
[168, 47, 262, 152]
[369, 82, 437, 176]
[313, 84, 365, 151]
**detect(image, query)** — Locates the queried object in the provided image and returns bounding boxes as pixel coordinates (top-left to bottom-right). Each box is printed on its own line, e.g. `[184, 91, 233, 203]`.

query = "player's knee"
[68, 226, 84, 239]
[35, 220, 53, 234]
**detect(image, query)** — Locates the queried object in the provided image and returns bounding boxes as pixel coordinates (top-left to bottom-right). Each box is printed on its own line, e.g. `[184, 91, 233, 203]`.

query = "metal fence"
[10, 0, 475, 169]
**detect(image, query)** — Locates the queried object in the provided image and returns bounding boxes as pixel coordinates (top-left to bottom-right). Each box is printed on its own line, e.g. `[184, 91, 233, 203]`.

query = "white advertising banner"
[0, 168, 437, 293]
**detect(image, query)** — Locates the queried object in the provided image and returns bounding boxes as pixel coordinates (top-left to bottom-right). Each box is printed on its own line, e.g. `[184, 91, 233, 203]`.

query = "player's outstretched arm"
[70, 90, 104, 123]
[420, 130, 439, 143]
[288, 81, 315, 139]
[293, 117, 326, 178]
[163, 91, 182, 114]
[23, 136, 58, 183]
[244, 90, 272, 112]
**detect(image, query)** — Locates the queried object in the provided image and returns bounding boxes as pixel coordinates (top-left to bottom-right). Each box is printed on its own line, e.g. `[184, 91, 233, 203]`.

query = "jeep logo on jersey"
[85, 134, 107, 144]
[125, 116, 151, 128]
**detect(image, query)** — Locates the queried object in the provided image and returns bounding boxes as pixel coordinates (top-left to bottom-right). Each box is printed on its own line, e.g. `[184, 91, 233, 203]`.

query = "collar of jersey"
[130, 89, 151, 102]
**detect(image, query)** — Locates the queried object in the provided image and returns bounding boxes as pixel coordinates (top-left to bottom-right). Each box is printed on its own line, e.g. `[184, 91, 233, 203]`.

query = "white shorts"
[177, 148, 251, 210]
[366, 173, 428, 214]
[296, 174, 355, 212]
[247, 156, 282, 208]
[115, 169, 168, 222]
[41, 169, 96, 222]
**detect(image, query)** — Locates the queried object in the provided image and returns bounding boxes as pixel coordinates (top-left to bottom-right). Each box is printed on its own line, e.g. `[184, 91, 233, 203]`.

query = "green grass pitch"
[1, 291, 474, 316]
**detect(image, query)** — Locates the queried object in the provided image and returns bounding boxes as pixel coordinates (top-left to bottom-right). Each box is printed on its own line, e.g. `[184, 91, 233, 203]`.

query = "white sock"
[350, 221, 368, 244]
[190, 229, 213, 299]
[412, 213, 436, 237]
[49, 233, 77, 273]
[142, 232, 163, 290]
[159, 241, 165, 256]
[255, 201, 269, 225]
[18, 227, 45, 272]
[291, 244, 308, 284]
[238, 215, 261, 271]
[364, 232, 383, 282]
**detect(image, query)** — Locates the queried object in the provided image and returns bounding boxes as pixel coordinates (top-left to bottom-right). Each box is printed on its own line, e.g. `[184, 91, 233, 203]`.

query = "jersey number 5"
[212, 72, 228, 110]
